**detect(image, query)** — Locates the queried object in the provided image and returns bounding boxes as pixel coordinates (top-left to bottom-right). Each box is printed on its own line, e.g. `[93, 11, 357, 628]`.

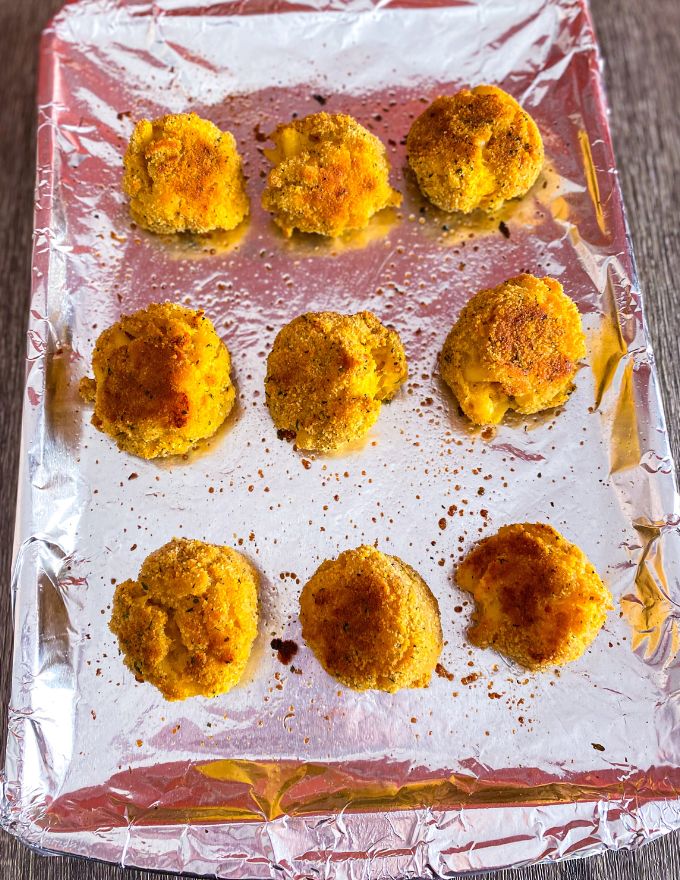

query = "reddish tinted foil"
[2, 0, 680, 876]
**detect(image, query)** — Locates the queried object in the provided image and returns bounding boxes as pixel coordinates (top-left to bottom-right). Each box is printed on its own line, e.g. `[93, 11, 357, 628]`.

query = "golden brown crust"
[299, 545, 442, 692]
[406, 85, 544, 213]
[261, 112, 401, 237]
[79, 302, 235, 459]
[110, 538, 259, 700]
[456, 523, 612, 670]
[439, 274, 586, 425]
[123, 112, 249, 234]
[265, 310, 408, 451]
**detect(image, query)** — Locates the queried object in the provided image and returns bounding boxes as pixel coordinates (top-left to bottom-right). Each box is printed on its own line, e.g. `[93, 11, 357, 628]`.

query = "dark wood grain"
[1, 0, 679, 877]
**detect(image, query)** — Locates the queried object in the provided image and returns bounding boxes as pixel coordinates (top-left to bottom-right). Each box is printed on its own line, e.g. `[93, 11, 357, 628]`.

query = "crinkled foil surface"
[2, 0, 680, 876]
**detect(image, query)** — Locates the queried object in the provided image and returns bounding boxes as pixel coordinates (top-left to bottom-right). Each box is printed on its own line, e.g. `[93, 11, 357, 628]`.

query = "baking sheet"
[3, 0, 680, 875]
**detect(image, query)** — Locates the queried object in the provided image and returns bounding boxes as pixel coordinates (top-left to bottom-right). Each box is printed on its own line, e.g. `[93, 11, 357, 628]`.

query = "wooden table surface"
[1, 0, 679, 877]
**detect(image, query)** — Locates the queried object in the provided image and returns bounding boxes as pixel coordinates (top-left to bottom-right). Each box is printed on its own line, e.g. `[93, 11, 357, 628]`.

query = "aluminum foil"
[3, 0, 680, 875]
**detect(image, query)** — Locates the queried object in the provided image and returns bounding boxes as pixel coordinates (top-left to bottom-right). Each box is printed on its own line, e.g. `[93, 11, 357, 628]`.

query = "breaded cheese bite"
[406, 85, 544, 213]
[440, 274, 586, 425]
[79, 302, 235, 459]
[110, 538, 259, 700]
[261, 112, 401, 237]
[456, 523, 612, 670]
[300, 545, 442, 692]
[123, 112, 249, 234]
[265, 310, 407, 452]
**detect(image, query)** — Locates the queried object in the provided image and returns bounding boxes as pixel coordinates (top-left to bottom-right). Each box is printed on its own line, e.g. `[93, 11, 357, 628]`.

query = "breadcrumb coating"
[261, 112, 401, 237]
[110, 538, 259, 700]
[300, 545, 442, 692]
[123, 112, 249, 234]
[456, 523, 612, 670]
[79, 302, 235, 459]
[406, 85, 544, 213]
[440, 274, 586, 425]
[265, 311, 408, 451]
